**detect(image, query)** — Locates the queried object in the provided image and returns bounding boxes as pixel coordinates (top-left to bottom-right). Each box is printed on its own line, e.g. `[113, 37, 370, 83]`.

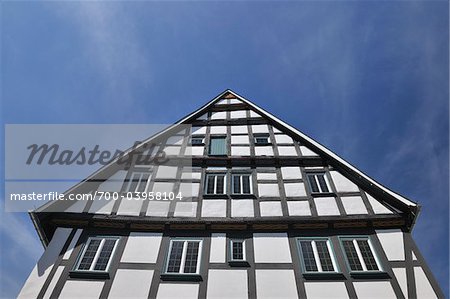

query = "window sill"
[350, 271, 390, 279]
[69, 271, 110, 279]
[302, 272, 345, 280]
[160, 273, 203, 281]
[228, 260, 250, 267]
[203, 194, 229, 199]
[230, 194, 256, 199]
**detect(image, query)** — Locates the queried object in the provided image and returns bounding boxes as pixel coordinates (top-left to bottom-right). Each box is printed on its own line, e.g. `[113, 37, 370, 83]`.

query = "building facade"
[19, 90, 443, 298]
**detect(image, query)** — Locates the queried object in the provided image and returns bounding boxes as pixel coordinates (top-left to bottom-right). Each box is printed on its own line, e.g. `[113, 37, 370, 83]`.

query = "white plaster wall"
[231, 146, 251, 156]
[392, 268, 408, 298]
[207, 270, 248, 299]
[366, 193, 393, 214]
[260, 201, 283, 217]
[162, 146, 181, 156]
[211, 111, 227, 120]
[210, 126, 227, 134]
[210, 233, 226, 263]
[192, 126, 207, 135]
[64, 199, 86, 213]
[255, 270, 298, 299]
[181, 170, 202, 180]
[314, 197, 340, 216]
[353, 281, 397, 299]
[231, 199, 254, 217]
[249, 110, 260, 118]
[414, 267, 438, 299]
[257, 172, 277, 180]
[121, 232, 162, 263]
[258, 183, 280, 197]
[156, 284, 199, 299]
[330, 171, 360, 192]
[174, 202, 198, 217]
[255, 146, 274, 156]
[190, 146, 205, 156]
[152, 182, 175, 193]
[231, 135, 250, 144]
[230, 98, 241, 104]
[108, 269, 153, 298]
[202, 200, 227, 217]
[280, 167, 302, 179]
[117, 198, 143, 216]
[230, 110, 248, 119]
[63, 229, 82, 260]
[179, 182, 200, 198]
[252, 125, 269, 134]
[166, 135, 185, 145]
[287, 201, 311, 216]
[253, 233, 292, 263]
[375, 229, 404, 261]
[156, 166, 178, 179]
[284, 182, 307, 197]
[146, 201, 170, 217]
[231, 125, 248, 134]
[273, 127, 282, 133]
[89, 196, 115, 214]
[97, 170, 127, 192]
[196, 113, 208, 120]
[300, 146, 319, 156]
[304, 282, 349, 299]
[59, 281, 104, 299]
[274, 134, 293, 144]
[18, 228, 72, 299]
[43, 266, 64, 299]
[341, 196, 368, 215]
[278, 146, 298, 156]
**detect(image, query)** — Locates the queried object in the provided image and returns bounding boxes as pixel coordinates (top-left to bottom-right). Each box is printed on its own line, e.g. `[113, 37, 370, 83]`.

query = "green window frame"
[339, 236, 383, 273]
[297, 237, 339, 274]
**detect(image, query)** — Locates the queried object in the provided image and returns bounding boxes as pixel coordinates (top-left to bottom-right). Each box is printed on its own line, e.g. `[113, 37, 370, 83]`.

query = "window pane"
[216, 175, 225, 194]
[167, 241, 184, 273]
[209, 138, 226, 155]
[137, 173, 150, 192]
[183, 242, 200, 273]
[192, 138, 203, 145]
[128, 173, 141, 192]
[317, 175, 329, 193]
[315, 241, 334, 272]
[307, 175, 319, 193]
[242, 176, 251, 194]
[78, 239, 101, 270]
[300, 241, 318, 272]
[256, 137, 268, 144]
[94, 239, 117, 271]
[342, 240, 363, 271]
[232, 241, 244, 260]
[206, 176, 215, 194]
[357, 240, 379, 271]
[233, 175, 241, 193]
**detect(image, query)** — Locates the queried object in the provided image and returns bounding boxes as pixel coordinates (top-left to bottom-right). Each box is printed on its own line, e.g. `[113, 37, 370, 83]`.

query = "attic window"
[306, 173, 330, 194]
[124, 172, 151, 193]
[254, 134, 269, 145]
[340, 237, 382, 273]
[298, 238, 338, 273]
[162, 239, 203, 280]
[191, 136, 204, 145]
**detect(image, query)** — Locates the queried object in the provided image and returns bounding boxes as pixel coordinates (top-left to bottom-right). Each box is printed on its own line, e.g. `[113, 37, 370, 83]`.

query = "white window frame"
[74, 236, 120, 273]
[340, 236, 383, 272]
[165, 239, 203, 275]
[231, 173, 253, 195]
[306, 172, 331, 194]
[124, 171, 151, 193]
[230, 239, 246, 261]
[204, 173, 227, 195]
[297, 238, 339, 273]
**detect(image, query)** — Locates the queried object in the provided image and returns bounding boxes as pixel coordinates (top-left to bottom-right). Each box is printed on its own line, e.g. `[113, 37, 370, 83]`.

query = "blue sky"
[1, 1, 448, 297]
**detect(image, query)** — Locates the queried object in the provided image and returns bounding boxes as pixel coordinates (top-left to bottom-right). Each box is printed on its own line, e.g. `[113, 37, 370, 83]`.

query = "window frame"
[231, 173, 253, 195]
[163, 238, 203, 276]
[254, 134, 270, 145]
[208, 136, 227, 156]
[204, 173, 227, 195]
[297, 237, 340, 274]
[123, 171, 152, 193]
[190, 136, 204, 146]
[306, 172, 331, 194]
[73, 236, 120, 274]
[339, 236, 383, 273]
[229, 239, 247, 262]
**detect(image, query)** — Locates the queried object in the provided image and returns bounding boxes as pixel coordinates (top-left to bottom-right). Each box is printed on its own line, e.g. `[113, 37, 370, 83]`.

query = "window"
[232, 174, 252, 194]
[165, 239, 203, 275]
[74, 236, 119, 273]
[298, 238, 338, 273]
[254, 135, 269, 145]
[124, 172, 151, 192]
[230, 239, 246, 261]
[209, 137, 227, 155]
[205, 173, 226, 195]
[340, 237, 381, 272]
[191, 136, 204, 145]
[306, 173, 330, 193]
